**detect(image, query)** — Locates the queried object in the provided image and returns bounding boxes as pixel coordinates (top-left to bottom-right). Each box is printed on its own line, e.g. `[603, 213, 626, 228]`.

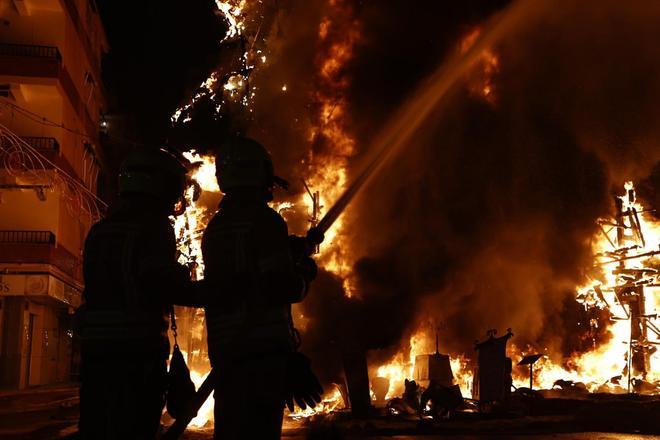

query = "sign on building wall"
[0, 274, 81, 308]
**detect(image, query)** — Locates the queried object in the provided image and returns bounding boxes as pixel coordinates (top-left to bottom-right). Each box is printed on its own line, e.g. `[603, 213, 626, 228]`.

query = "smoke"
[248, 0, 327, 223]
[329, 0, 660, 363]
[247, 0, 660, 379]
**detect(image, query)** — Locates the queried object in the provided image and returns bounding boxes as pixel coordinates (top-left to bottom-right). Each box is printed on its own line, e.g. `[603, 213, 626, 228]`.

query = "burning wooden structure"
[472, 329, 513, 403]
[573, 182, 660, 393]
[605, 184, 659, 384]
[412, 333, 454, 389]
[161, 0, 660, 430]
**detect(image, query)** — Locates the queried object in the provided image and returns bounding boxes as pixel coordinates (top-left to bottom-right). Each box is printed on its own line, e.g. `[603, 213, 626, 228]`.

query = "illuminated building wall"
[0, 0, 107, 389]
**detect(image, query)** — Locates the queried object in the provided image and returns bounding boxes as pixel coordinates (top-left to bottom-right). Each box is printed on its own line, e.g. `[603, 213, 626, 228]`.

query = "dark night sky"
[95, 0, 226, 201]
[97, 0, 225, 143]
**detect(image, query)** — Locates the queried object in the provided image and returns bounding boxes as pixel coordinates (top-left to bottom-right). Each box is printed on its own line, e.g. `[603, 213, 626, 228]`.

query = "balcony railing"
[0, 43, 61, 61]
[20, 137, 60, 153]
[0, 230, 81, 283]
[0, 230, 56, 245]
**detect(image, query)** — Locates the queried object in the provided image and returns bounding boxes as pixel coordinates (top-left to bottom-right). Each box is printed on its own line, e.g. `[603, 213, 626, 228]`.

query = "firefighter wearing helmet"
[78, 147, 203, 440]
[202, 137, 319, 439]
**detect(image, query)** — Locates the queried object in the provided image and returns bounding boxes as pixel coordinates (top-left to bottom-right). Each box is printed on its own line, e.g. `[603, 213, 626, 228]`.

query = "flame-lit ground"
[1, 385, 658, 439]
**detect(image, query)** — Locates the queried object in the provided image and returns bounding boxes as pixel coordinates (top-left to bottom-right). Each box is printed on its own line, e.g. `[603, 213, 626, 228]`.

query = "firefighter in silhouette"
[202, 137, 319, 439]
[78, 148, 202, 440]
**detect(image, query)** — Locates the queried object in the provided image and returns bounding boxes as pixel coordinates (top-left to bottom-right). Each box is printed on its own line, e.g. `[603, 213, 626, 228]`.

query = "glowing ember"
[171, 0, 261, 124]
[215, 0, 247, 40]
[460, 27, 499, 104]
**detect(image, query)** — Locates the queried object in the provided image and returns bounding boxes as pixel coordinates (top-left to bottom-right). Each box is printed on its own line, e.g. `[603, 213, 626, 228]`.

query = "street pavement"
[180, 431, 659, 439]
[0, 386, 658, 439]
[0, 384, 78, 439]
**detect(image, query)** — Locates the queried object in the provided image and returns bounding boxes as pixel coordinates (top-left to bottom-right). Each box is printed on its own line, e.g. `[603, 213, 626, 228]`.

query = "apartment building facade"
[0, 0, 107, 389]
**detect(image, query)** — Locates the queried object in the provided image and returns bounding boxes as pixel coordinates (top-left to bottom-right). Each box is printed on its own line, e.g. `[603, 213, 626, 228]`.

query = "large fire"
[170, 152, 220, 428]
[518, 181, 659, 392]
[300, 0, 361, 295]
[373, 330, 474, 400]
[169, 0, 365, 426]
[167, 0, 659, 431]
[371, 182, 659, 402]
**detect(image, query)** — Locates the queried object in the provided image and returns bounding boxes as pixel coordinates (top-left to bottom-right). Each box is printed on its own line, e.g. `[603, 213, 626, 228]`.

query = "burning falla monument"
[575, 182, 660, 392]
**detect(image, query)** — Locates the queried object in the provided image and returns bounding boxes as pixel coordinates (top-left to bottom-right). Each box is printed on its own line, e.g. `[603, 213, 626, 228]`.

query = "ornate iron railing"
[0, 123, 106, 222]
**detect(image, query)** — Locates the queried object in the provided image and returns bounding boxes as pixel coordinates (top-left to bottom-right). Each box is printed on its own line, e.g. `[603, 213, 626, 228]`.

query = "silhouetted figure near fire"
[78, 148, 203, 440]
[202, 137, 319, 440]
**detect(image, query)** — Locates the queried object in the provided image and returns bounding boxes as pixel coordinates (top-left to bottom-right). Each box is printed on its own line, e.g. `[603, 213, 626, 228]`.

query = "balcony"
[0, 44, 100, 144]
[0, 44, 62, 60]
[0, 43, 61, 79]
[19, 137, 60, 154]
[0, 230, 82, 284]
[0, 230, 56, 245]
[17, 136, 63, 169]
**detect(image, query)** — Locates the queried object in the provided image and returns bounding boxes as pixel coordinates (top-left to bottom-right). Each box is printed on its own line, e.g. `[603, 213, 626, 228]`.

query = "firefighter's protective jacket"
[202, 192, 307, 363]
[80, 197, 202, 359]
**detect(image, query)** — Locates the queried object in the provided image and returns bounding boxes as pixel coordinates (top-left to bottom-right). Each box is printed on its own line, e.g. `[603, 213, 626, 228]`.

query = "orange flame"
[510, 182, 659, 392]
[302, 0, 361, 297]
[373, 330, 474, 400]
[373, 183, 658, 401]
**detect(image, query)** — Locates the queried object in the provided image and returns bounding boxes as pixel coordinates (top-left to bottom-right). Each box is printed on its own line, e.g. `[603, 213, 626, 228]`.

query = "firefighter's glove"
[306, 227, 324, 247]
[284, 352, 324, 412]
[289, 235, 310, 260]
